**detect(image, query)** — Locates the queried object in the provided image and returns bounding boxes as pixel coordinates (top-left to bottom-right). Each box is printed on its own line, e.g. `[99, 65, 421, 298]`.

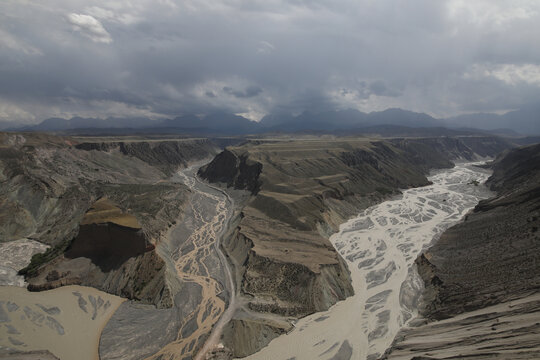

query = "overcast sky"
[1, 0, 540, 123]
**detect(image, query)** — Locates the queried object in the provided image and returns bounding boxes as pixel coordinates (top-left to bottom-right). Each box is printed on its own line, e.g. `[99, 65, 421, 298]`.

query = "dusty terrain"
[0, 132, 222, 307]
[384, 293, 540, 359]
[99, 163, 236, 360]
[0, 132, 232, 359]
[0, 133, 218, 246]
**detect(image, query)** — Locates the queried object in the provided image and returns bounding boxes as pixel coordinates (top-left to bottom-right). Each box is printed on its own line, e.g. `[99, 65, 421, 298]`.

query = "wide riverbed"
[247, 162, 493, 360]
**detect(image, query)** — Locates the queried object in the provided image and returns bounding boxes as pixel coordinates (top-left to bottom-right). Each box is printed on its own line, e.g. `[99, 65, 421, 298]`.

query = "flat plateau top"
[81, 198, 141, 229]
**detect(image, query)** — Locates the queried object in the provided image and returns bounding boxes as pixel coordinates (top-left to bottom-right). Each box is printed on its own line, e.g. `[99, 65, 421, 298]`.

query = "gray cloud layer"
[1, 0, 539, 123]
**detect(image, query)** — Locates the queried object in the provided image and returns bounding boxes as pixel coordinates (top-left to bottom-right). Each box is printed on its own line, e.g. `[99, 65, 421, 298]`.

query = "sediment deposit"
[99, 163, 235, 360]
[0, 285, 124, 360]
[0, 132, 230, 360]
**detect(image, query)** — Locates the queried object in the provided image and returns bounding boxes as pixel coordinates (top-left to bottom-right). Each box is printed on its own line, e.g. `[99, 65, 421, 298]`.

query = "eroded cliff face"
[416, 143, 540, 320]
[75, 139, 218, 176]
[200, 149, 262, 193]
[199, 136, 511, 357]
[385, 142, 540, 359]
[24, 198, 171, 306]
[0, 132, 220, 308]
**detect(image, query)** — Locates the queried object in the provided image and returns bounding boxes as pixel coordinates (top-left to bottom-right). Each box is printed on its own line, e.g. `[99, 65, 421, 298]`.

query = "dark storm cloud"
[0, 0, 539, 123]
[223, 86, 263, 98]
[272, 89, 341, 115]
[368, 81, 401, 98]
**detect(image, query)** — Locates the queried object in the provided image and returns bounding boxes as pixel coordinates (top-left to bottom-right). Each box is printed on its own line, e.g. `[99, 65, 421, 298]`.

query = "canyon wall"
[385, 142, 540, 359]
[418, 142, 540, 319]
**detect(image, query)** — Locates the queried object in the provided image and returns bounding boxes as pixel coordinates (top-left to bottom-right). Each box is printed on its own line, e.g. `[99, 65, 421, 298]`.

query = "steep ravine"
[0, 133, 515, 360]
[0, 134, 240, 360]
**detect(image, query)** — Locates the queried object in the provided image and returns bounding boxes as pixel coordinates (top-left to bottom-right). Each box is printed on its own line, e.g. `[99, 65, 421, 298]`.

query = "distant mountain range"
[2, 106, 539, 135]
[259, 108, 441, 132]
[444, 105, 540, 135]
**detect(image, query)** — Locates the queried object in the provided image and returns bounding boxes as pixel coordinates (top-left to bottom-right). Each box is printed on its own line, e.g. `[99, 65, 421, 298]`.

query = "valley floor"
[246, 163, 492, 360]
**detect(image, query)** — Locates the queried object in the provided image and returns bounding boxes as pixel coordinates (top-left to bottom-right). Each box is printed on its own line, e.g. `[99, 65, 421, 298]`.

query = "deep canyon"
[1, 132, 538, 360]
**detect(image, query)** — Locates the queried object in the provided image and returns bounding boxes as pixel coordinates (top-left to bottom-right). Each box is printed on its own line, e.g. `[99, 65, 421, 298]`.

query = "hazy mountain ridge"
[446, 104, 540, 134]
[6, 106, 540, 135]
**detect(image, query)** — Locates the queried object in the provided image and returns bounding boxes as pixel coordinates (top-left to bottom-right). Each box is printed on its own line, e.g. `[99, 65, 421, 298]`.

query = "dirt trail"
[147, 163, 236, 360]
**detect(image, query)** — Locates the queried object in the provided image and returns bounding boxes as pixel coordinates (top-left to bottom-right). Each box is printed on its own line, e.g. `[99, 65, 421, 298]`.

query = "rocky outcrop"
[221, 318, 291, 358]
[384, 142, 540, 359]
[383, 293, 540, 360]
[199, 136, 512, 357]
[459, 135, 514, 158]
[75, 138, 218, 176]
[25, 198, 170, 307]
[416, 143, 540, 320]
[243, 248, 352, 317]
[389, 136, 511, 164]
[0, 134, 218, 247]
[200, 149, 262, 193]
[66, 198, 152, 260]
